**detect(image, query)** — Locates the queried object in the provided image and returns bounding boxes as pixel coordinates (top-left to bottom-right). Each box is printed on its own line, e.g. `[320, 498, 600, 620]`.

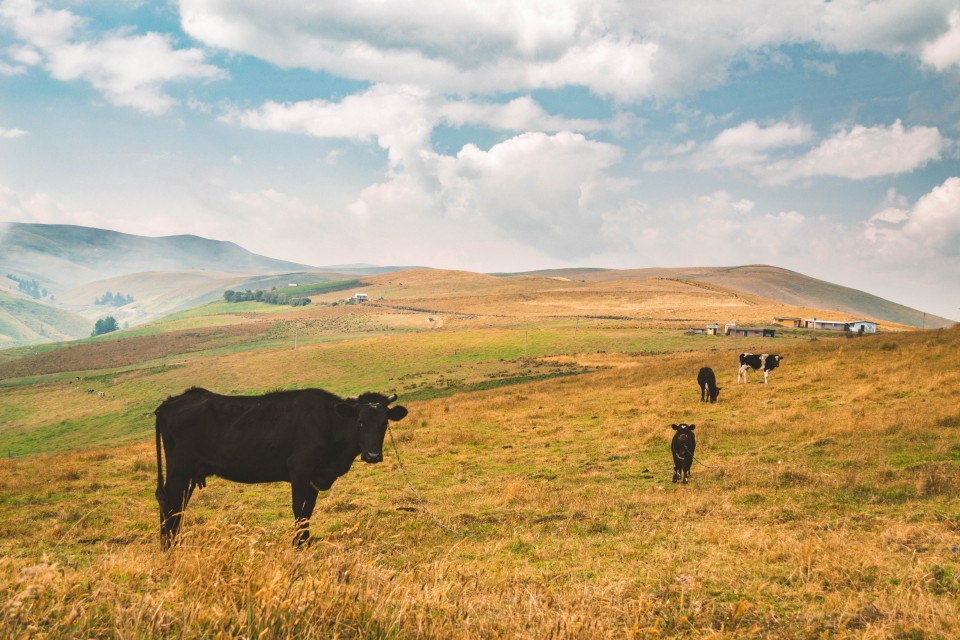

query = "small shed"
[848, 320, 878, 334]
[729, 327, 776, 338]
[706, 323, 720, 336]
[774, 316, 803, 328]
[805, 318, 849, 331]
[353, 293, 369, 303]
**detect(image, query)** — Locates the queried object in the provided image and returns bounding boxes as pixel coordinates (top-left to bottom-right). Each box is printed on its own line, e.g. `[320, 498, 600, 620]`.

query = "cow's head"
[710, 387, 722, 403]
[671, 423, 696, 447]
[336, 393, 408, 463]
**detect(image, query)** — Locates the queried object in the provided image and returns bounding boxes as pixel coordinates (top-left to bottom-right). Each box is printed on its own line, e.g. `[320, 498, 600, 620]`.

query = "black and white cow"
[737, 353, 783, 384]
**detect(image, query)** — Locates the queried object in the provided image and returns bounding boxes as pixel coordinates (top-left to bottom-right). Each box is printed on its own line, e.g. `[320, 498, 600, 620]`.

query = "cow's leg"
[764, 369, 769, 384]
[737, 366, 744, 383]
[673, 465, 680, 483]
[291, 482, 320, 548]
[159, 474, 195, 550]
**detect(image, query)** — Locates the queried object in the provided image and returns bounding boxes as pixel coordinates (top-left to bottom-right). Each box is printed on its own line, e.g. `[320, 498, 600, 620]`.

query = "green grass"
[287, 279, 362, 296]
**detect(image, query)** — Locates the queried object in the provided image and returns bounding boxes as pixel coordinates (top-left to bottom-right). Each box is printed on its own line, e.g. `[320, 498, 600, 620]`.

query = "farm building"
[353, 293, 369, 303]
[774, 316, 803, 328]
[728, 327, 776, 338]
[848, 320, 878, 333]
[706, 323, 720, 336]
[724, 323, 775, 338]
[805, 318, 849, 331]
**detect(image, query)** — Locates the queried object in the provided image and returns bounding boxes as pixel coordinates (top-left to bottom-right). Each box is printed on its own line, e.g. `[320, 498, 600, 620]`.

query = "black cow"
[154, 387, 408, 549]
[671, 423, 696, 484]
[738, 353, 783, 384]
[697, 367, 721, 402]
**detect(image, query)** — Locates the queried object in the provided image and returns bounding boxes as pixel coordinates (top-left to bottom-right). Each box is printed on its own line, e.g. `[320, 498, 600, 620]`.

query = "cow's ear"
[688, 424, 696, 431]
[671, 424, 679, 430]
[335, 403, 358, 418]
[388, 405, 408, 422]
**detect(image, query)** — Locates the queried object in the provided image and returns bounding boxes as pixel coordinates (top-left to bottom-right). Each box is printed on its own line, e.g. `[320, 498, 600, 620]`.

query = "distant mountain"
[0, 223, 320, 288]
[0, 223, 344, 348]
[504, 265, 952, 329]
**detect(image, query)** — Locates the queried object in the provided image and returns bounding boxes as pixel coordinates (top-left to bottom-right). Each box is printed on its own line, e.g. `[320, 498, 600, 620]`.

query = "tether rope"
[387, 425, 465, 537]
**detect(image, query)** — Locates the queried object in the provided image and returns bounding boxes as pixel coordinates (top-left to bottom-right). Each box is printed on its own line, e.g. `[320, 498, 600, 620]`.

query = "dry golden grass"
[352, 269, 912, 331]
[1, 325, 958, 638]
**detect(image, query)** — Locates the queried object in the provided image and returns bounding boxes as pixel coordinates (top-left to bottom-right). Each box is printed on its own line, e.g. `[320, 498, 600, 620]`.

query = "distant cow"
[697, 367, 721, 403]
[671, 423, 696, 484]
[738, 353, 783, 384]
[154, 387, 408, 549]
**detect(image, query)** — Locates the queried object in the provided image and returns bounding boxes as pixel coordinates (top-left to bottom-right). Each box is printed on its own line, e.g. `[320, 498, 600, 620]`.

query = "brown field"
[0, 272, 956, 638]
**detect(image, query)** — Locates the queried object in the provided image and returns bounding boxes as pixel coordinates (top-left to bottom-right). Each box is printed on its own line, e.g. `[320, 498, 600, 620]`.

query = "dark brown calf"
[671, 423, 696, 484]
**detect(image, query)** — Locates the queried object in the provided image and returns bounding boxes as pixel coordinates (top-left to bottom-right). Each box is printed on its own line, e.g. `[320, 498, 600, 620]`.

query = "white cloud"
[0, 59, 26, 74]
[0, 125, 27, 138]
[347, 131, 630, 259]
[922, 9, 960, 70]
[865, 177, 960, 258]
[0, 181, 100, 226]
[765, 120, 946, 183]
[645, 119, 948, 183]
[222, 85, 612, 143]
[696, 120, 813, 169]
[177, 0, 960, 100]
[0, 0, 224, 114]
[643, 120, 813, 172]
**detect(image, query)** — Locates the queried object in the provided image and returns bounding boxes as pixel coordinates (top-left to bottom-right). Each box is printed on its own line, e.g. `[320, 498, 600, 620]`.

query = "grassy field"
[0, 273, 957, 637]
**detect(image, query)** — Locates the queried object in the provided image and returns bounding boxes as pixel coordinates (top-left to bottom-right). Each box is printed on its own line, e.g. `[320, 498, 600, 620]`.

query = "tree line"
[95, 291, 135, 306]
[223, 289, 311, 307]
[6, 274, 48, 300]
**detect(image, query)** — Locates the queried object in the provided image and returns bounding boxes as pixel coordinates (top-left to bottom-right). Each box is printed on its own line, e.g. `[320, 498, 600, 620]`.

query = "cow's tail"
[155, 412, 165, 509]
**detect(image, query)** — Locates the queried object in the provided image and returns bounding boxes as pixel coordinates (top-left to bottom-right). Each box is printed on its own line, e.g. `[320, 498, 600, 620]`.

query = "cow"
[154, 387, 408, 549]
[697, 367, 721, 403]
[671, 423, 696, 484]
[738, 353, 783, 384]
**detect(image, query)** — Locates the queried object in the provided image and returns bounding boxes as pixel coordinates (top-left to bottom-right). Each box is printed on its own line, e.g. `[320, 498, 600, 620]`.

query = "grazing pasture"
[0, 273, 956, 637]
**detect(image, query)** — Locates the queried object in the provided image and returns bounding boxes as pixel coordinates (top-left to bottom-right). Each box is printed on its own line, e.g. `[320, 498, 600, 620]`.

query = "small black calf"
[671, 423, 696, 484]
[697, 367, 721, 403]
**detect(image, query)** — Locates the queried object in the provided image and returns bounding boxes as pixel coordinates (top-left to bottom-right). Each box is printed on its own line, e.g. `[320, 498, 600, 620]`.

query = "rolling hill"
[0, 223, 357, 346]
[0, 292, 92, 347]
[0, 222, 320, 288]
[0, 222, 952, 350]
[503, 265, 954, 329]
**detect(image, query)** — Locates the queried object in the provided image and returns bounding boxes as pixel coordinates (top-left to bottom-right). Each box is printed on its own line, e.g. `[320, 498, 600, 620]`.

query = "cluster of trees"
[223, 289, 311, 307]
[91, 316, 119, 337]
[95, 291, 135, 306]
[6, 274, 47, 299]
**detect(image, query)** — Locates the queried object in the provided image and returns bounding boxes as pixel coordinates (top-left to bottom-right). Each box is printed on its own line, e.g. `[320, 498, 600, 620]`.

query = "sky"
[0, 1, 959, 320]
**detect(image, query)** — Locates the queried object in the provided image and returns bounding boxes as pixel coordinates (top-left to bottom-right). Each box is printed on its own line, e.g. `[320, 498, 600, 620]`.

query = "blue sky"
[1, 0, 959, 319]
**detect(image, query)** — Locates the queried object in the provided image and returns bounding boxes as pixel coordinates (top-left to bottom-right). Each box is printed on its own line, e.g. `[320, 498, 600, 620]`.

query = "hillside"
[332, 268, 913, 331]
[0, 223, 320, 288]
[0, 292, 92, 347]
[0, 223, 341, 347]
[509, 265, 953, 329]
[0, 222, 950, 350]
